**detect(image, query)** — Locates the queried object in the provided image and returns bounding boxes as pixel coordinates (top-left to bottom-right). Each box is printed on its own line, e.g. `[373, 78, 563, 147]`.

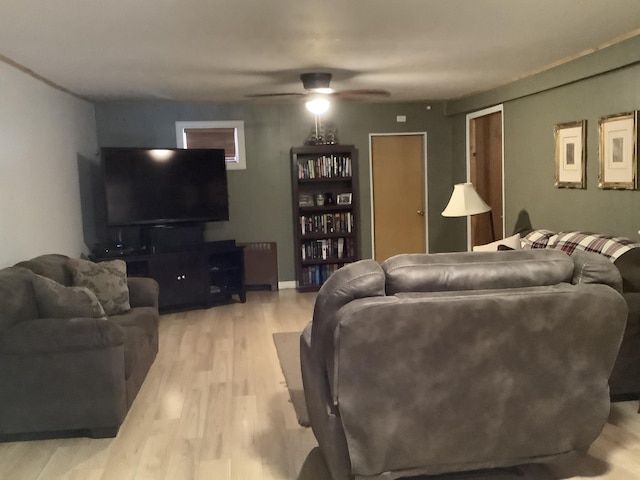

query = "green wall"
[448, 35, 640, 240]
[95, 101, 456, 282]
[94, 36, 640, 273]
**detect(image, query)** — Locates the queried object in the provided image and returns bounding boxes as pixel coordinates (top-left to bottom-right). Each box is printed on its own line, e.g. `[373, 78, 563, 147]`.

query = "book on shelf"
[301, 263, 348, 286]
[301, 237, 354, 261]
[297, 155, 352, 179]
[300, 212, 355, 235]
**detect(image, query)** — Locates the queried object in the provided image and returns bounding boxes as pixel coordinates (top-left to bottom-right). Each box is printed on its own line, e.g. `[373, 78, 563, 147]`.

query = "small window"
[175, 120, 246, 170]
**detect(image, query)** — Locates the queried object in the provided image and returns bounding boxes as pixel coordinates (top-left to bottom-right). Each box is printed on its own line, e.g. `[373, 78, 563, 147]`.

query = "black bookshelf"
[290, 145, 360, 292]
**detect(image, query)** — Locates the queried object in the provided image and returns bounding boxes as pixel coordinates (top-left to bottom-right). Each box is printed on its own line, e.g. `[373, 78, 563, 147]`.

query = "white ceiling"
[1, 0, 640, 104]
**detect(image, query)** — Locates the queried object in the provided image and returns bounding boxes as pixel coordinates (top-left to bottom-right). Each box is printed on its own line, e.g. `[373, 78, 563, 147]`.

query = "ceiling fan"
[246, 72, 391, 100]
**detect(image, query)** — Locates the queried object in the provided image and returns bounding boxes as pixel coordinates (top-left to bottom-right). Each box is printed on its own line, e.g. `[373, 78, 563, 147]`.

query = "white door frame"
[368, 132, 429, 258]
[465, 105, 505, 250]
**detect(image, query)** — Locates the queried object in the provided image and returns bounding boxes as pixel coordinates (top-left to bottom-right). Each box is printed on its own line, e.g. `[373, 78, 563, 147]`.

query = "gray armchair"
[301, 249, 627, 480]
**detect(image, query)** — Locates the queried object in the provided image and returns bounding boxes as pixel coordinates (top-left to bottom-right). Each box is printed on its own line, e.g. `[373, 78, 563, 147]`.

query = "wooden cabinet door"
[149, 252, 206, 309]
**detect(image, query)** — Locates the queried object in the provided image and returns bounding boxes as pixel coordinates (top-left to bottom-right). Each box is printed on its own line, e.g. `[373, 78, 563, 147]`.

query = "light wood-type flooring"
[1, 289, 640, 480]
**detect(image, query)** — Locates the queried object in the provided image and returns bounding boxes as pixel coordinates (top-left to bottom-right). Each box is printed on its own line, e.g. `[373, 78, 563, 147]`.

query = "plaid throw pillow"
[521, 229, 558, 249]
[553, 232, 640, 261]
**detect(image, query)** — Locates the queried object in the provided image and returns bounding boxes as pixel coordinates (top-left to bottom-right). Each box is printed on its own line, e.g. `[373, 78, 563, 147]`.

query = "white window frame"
[175, 120, 247, 170]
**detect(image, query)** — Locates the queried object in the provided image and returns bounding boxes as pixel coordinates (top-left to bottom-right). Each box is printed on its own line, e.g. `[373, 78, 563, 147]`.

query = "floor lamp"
[441, 182, 494, 249]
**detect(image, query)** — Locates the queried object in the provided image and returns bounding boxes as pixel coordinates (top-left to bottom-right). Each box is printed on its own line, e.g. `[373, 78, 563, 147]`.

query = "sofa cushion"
[0, 316, 125, 354]
[68, 258, 131, 315]
[472, 233, 521, 252]
[31, 274, 106, 319]
[0, 267, 39, 333]
[110, 306, 159, 345]
[14, 254, 72, 286]
[382, 249, 574, 295]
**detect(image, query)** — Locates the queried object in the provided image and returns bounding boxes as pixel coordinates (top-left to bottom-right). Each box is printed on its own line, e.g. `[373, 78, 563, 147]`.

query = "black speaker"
[145, 224, 204, 253]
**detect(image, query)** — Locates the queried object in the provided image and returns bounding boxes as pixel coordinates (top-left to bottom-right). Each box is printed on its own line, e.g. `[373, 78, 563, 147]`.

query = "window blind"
[184, 128, 236, 161]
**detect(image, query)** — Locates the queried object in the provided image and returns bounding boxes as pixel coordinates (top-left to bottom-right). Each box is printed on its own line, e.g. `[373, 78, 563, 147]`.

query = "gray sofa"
[521, 229, 640, 398]
[0, 254, 159, 439]
[301, 249, 627, 480]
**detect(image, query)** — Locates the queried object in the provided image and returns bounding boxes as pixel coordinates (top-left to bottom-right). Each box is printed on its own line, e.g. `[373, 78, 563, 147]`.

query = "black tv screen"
[102, 147, 229, 226]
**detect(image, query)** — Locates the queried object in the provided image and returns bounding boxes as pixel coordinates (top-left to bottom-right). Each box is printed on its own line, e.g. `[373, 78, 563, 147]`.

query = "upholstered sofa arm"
[571, 250, 623, 292]
[0, 317, 126, 355]
[127, 277, 159, 309]
[614, 248, 640, 293]
[311, 259, 385, 378]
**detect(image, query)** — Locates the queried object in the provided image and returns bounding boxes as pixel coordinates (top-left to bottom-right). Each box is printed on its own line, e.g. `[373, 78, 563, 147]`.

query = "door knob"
[417, 210, 425, 216]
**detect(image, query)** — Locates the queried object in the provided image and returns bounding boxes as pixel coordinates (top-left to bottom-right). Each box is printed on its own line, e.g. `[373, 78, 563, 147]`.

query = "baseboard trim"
[278, 281, 297, 290]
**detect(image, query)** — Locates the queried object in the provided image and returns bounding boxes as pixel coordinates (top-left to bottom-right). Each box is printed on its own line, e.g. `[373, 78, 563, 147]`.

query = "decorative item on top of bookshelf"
[305, 121, 338, 146]
[337, 193, 352, 205]
[554, 120, 586, 189]
[598, 111, 637, 190]
[290, 144, 360, 292]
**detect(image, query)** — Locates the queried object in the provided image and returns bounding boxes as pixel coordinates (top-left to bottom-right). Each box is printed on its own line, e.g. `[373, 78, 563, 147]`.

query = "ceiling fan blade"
[335, 89, 391, 98]
[245, 92, 305, 98]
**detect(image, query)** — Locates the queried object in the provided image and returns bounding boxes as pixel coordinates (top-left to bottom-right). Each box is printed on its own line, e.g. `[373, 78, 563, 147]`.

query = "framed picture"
[598, 111, 638, 190]
[298, 194, 314, 207]
[336, 193, 352, 205]
[554, 120, 586, 188]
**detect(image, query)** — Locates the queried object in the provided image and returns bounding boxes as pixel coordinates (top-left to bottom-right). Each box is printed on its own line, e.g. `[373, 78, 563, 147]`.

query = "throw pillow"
[521, 229, 559, 249]
[472, 233, 521, 252]
[68, 258, 130, 315]
[32, 274, 106, 319]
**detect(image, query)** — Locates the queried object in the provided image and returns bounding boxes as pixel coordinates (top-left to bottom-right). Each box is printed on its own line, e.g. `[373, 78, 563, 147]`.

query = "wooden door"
[469, 112, 503, 246]
[371, 134, 426, 262]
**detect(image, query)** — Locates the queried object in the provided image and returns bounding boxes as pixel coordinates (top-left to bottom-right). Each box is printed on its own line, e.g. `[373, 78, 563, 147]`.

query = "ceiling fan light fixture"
[305, 97, 330, 114]
[301, 72, 332, 91]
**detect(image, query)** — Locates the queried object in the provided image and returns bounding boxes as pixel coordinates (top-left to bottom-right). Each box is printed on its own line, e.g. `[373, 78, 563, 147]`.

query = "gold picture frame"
[554, 120, 586, 189]
[598, 111, 638, 190]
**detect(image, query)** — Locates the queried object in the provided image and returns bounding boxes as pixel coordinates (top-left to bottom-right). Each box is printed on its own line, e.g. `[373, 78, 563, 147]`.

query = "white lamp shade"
[442, 183, 491, 217]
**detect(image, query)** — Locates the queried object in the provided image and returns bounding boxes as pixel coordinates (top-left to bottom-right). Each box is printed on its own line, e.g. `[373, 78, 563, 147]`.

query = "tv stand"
[91, 240, 246, 311]
[143, 223, 205, 254]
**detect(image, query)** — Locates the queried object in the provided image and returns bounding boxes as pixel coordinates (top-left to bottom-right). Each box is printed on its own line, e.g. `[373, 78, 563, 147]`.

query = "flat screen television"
[102, 147, 229, 226]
